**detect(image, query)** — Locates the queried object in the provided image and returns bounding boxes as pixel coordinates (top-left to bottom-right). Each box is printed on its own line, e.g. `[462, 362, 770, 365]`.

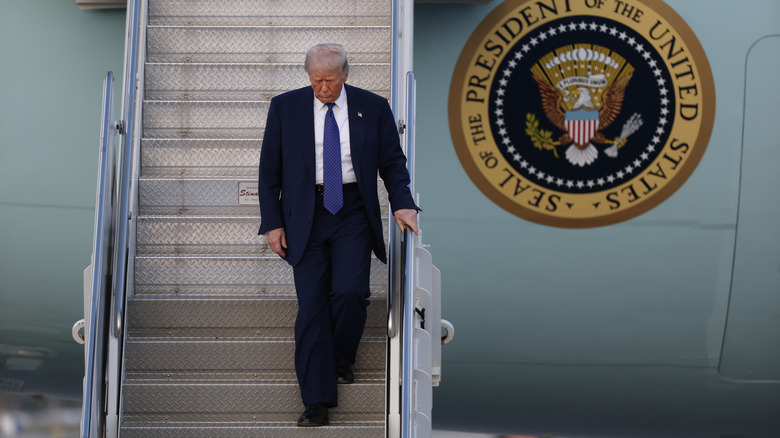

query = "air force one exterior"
[0, 0, 779, 437]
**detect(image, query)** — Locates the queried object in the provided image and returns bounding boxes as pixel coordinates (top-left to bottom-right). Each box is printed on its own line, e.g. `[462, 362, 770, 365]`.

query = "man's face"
[309, 67, 348, 104]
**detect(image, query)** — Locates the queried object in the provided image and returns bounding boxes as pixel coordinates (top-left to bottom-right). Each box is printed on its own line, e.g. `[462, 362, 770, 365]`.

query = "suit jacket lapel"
[346, 84, 365, 183]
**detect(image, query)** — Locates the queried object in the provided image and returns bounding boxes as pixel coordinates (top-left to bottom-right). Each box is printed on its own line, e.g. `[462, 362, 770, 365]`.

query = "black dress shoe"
[336, 365, 355, 384]
[297, 403, 329, 427]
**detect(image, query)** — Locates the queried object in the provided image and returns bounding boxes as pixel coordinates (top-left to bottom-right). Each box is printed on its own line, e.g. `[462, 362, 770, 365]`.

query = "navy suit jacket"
[258, 84, 417, 267]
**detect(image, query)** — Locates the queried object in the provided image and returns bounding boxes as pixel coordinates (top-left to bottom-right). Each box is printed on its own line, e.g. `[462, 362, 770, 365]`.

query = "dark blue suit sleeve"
[258, 98, 284, 235]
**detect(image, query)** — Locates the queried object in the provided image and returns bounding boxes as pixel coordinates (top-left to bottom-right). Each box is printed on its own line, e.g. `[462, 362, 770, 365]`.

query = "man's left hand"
[393, 209, 419, 235]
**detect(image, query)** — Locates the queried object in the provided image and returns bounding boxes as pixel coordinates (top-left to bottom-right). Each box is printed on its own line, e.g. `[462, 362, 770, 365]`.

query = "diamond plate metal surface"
[121, 425, 384, 438]
[125, 1, 394, 433]
[134, 255, 388, 286]
[124, 338, 385, 373]
[136, 215, 389, 256]
[149, 0, 391, 23]
[142, 138, 259, 169]
[124, 411, 383, 424]
[124, 370, 386, 384]
[138, 176, 390, 216]
[136, 216, 265, 255]
[133, 283, 387, 298]
[144, 127, 265, 140]
[128, 325, 388, 340]
[126, 297, 388, 330]
[143, 100, 268, 132]
[145, 63, 390, 101]
[147, 26, 391, 64]
[122, 382, 384, 415]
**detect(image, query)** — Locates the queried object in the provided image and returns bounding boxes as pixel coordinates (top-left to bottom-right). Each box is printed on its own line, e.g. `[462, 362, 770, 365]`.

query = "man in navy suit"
[258, 43, 418, 427]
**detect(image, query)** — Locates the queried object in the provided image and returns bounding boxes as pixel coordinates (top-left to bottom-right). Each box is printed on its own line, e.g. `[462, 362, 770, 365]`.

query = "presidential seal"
[449, 0, 715, 227]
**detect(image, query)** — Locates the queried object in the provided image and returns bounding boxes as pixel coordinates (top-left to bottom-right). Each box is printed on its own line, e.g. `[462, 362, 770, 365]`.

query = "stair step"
[133, 283, 387, 300]
[134, 255, 388, 287]
[146, 25, 391, 64]
[136, 215, 265, 255]
[126, 296, 388, 333]
[121, 382, 384, 419]
[137, 175, 389, 215]
[124, 369, 387, 383]
[121, 424, 384, 438]
[142, 99, 267, 139]
[148, 0, 391, 27]
[127, 325, 388, 340]
[145, 62, 389, 101]
[135, 215, 389, 256]
[141, 138, 258, 170]
[124, 338, 385, 376]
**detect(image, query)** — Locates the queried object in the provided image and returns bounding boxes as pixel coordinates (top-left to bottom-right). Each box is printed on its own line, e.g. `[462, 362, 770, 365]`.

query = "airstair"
[79, 1, 447, 437]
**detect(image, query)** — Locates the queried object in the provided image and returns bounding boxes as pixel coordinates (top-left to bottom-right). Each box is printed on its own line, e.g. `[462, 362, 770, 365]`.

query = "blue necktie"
[323, 103, 343, 214]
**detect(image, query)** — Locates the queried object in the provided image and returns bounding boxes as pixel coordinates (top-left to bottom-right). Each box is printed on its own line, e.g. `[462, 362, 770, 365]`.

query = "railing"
[400, 71, 418, 438]
[81, 71, 116, 438]
[81, 0, 142, 435]
[112, 0, 142, 340]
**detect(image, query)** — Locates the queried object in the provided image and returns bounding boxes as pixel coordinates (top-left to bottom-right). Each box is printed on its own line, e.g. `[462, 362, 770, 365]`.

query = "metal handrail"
[81, 71, 115, 438]
[112, 0, 142, 339]
[387, 0, 402, 339]
[400, 227, 417, 438]
[400, 70, 417, 438]
[80, 0, 141, 435]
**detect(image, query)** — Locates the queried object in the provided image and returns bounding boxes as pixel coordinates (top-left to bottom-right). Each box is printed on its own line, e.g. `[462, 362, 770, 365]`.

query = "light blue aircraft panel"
[720, 35, 780, 382]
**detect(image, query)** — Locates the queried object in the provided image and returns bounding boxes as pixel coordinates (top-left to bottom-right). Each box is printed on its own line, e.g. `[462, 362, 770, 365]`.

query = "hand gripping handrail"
[81, 71, 115, 438]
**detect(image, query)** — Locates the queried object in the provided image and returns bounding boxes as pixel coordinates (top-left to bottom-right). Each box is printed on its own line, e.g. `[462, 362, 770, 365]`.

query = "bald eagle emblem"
[526, 45, 644, 167]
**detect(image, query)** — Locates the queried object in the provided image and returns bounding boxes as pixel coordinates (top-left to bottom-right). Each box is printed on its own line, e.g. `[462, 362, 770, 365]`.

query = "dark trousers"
[292, 184, 372, 407]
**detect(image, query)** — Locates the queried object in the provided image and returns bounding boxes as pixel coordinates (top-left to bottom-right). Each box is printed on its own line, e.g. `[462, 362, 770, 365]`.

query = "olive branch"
[525, 113, 559, 158]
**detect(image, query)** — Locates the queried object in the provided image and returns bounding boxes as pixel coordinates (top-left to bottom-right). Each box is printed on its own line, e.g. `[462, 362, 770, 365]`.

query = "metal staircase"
[81, 1, 447, 437]
[118, 0, 392, 436]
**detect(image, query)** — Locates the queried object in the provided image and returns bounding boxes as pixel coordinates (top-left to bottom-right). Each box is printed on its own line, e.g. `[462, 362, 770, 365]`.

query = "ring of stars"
[493, 20, 671, 192]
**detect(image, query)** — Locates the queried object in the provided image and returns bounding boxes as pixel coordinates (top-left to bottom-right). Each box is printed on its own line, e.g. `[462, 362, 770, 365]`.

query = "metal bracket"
[398, 119, 406, 134]
[415, 307, 425, 330]
[115, 120, 125, 135]
[441, 319, 454, 345]
[72, 320, 86, 344]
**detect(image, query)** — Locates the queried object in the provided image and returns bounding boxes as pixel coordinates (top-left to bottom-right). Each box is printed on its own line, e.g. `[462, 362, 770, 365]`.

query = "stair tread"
[127, 326, 388, 340]
[120, 422, 384, 438]
[124, 370, 386, 382]
[121, 381, 384, 416]
[122, 416, 383, 425]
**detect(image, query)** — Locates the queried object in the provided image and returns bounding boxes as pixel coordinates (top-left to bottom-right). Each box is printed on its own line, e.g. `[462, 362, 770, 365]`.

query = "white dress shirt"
[313, 90, 356, 185]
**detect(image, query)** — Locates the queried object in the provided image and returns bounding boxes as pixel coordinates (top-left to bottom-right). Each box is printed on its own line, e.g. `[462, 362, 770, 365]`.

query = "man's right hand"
[266, 227, 287, 257]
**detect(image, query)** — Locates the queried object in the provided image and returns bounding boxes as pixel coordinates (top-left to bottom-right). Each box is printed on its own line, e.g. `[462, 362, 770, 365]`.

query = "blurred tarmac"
[1, 393, 503, 438]
[0, 394, 80, 437]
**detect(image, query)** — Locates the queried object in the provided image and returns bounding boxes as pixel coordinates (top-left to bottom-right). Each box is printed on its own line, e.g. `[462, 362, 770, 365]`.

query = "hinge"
[115, 120, 125, 135]
[398, 119, 406, 134]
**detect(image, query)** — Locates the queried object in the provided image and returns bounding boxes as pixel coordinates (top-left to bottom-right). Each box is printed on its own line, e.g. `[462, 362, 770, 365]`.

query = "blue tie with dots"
[323, 103, 343, 214]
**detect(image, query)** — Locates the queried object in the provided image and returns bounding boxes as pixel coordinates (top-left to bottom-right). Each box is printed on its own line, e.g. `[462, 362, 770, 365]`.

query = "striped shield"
[565, 109, 600, 146]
